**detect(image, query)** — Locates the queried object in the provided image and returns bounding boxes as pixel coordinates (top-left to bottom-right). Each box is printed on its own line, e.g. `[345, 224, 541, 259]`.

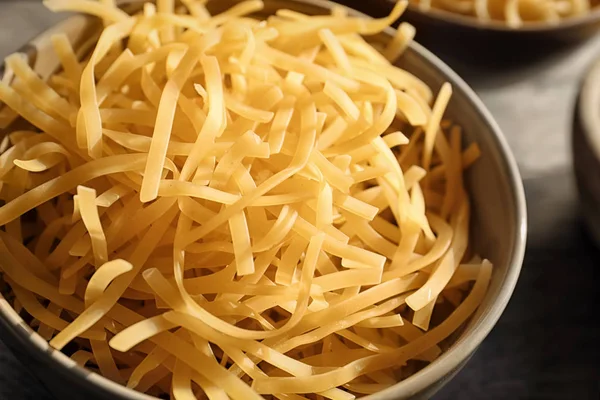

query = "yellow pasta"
[84, 259, 133, 306]
[76, 186, 108, 266]
[0, 1, 492, 399]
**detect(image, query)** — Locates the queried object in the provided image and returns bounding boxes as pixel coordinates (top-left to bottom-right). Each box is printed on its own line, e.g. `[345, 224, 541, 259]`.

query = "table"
[0, 2, 599, 399]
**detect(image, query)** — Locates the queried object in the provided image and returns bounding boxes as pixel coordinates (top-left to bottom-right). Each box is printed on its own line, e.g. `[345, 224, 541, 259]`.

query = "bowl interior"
[0, 1, 527, 399]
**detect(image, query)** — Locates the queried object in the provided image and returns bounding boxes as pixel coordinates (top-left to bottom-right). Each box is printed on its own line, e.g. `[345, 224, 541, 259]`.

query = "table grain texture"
[0, 1, 599, 399]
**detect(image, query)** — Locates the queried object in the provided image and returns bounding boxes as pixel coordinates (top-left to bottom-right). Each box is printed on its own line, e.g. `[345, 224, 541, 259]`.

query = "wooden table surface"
[0, 1, 599, 399]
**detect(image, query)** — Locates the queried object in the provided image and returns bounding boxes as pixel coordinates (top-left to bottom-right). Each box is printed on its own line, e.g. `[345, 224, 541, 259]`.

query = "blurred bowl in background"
[343, 0, 600, 63]
[573, 56, 600, 247]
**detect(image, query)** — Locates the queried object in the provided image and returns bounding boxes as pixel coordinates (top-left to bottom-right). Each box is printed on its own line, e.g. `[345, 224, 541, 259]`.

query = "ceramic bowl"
[0, 1, 527, 399]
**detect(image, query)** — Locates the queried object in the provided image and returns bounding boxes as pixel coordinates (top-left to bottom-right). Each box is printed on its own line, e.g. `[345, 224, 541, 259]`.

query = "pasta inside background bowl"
[0, 0, 526, 399]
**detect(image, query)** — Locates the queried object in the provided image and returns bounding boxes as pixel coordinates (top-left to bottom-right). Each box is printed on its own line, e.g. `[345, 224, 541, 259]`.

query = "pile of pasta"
[410, 0, 600, 27]
[0, 0, 492, 399]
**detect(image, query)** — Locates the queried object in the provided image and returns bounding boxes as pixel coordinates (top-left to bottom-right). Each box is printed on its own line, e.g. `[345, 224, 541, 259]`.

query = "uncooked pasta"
[0, 0, 492, 399]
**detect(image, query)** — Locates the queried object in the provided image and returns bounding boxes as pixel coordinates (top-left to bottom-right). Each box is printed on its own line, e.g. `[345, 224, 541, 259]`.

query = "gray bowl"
[344, 0, 600, 37]
[573, 57, 600, 247]
[0, 0, 527, 399]
[342, 0, 600, 64]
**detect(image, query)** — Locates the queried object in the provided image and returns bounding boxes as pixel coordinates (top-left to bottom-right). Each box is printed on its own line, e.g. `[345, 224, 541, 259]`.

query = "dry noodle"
[0, 1, 492, 399]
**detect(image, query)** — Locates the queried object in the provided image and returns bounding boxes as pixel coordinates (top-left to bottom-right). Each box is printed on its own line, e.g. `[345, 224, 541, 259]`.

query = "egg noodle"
[0, 0, 492, 398]
[411, 0, 599, 27]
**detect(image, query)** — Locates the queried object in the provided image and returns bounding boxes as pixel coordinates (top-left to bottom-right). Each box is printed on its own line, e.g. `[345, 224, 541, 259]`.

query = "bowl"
[342, 0, 600, 62]
[0, 0, 527, 399]
[573, 56, 600, 247]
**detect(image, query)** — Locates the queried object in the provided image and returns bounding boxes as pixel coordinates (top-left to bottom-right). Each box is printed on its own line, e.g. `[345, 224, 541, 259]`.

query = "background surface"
[0, 1, 599, 399]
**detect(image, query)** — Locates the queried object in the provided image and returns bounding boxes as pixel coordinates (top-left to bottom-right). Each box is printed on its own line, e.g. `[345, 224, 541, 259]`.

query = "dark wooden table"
[0, 1, 599, 399]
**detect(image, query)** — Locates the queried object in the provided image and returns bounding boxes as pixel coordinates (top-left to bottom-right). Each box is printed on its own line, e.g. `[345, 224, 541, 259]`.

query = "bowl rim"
[0, 0, 527, 399]
[403, 1, 600, 33]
